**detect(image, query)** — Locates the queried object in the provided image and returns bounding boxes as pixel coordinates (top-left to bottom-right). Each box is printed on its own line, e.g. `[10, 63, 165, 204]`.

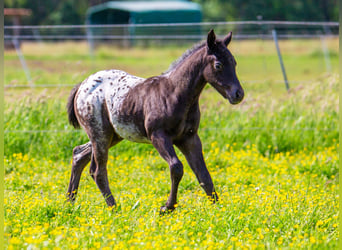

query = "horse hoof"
[66, 193, 76, 204]
[159, 205, 175, 215]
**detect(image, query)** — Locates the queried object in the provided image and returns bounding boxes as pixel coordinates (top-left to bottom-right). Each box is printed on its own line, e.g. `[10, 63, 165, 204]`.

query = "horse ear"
[223, 31, 232, 46]
[207, 29, 216, 50]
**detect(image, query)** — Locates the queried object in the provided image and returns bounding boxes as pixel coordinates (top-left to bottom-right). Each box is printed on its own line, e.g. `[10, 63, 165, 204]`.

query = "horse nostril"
[236, 89, 243, 99]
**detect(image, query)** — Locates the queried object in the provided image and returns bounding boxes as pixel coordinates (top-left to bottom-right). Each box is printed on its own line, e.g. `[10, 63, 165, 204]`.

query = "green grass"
[5, 76, 338, 161]
[4, 38, 339, 86]
[4, 40, 339, 249]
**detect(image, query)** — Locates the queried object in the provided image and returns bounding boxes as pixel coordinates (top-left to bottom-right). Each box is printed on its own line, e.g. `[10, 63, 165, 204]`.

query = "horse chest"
[175, 113, 199, 138]
[159, 104, 200, 141]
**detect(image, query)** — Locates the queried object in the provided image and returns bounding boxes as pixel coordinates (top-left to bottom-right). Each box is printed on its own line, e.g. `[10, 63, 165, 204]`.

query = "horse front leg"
[176, 134, 218, 203]
[150, 130, 184, 213]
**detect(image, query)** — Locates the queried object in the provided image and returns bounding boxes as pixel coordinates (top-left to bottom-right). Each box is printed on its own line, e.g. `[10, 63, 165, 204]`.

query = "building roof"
[4, 8, 32, 16]
[87, 1, 201, 15]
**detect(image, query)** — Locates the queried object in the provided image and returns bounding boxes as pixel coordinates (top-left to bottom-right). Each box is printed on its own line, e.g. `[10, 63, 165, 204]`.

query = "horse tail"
[67, 83, 81, 129]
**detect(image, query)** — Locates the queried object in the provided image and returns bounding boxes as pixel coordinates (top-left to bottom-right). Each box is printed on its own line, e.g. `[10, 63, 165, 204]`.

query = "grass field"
[4, 38, 339, 249]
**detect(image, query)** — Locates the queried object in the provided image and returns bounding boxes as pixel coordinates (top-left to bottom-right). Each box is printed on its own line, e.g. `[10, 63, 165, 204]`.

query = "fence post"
[86, 21, 95, 59]
[12, 38, 33, 87]
[32, 28, 43, 43]
[320, 34, 332, 73]
[272, 29, 290, 91]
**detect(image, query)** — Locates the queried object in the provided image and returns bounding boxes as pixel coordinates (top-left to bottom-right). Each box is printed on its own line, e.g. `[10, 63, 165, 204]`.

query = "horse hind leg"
[89, 140, 117, 207]
[74, 99, 121, 207]
[67, 142, 92, 202]
[86, 120, 122, 207]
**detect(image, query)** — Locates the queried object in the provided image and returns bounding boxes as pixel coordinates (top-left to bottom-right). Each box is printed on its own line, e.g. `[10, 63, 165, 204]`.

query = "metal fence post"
[86, 21, 95, 59]
[320, 34, 332, 73]
[272, 29, 290, 91]
[12, 38, 33, 87]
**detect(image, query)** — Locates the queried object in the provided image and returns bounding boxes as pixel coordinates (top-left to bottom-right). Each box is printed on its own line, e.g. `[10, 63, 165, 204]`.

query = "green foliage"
[4, 0, 339, 25]
[194, 0, 338, 21]
[4, 100, 86, 160]
[4, 0, 88, 25]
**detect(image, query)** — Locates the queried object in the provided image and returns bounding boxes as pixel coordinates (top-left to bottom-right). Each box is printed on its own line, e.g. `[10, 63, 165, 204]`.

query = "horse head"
[203, 29, 244, 105]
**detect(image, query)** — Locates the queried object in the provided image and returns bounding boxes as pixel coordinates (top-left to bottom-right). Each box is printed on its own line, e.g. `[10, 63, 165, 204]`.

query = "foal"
[67, 29, 244, 212]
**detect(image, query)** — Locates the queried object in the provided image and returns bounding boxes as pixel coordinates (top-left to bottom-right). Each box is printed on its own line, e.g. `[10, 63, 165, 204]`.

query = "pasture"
[4, 38, 339, 249]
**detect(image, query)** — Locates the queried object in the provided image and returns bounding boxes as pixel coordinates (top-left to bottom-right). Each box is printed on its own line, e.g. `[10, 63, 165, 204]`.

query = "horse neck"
[167, 48, 207, 105]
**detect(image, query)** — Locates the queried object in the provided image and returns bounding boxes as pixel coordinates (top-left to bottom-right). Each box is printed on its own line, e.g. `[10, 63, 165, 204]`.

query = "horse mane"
[163, 41, 206, 75]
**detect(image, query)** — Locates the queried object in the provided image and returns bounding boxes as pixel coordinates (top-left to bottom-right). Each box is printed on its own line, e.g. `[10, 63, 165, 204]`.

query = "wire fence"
[4, 21, 339, 39]
[4, 21, 339, 87]
[5, 21, 339, 84]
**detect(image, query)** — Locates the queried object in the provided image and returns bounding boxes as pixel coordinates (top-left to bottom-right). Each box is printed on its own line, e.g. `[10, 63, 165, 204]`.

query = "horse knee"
[72, 144, 92, 166]
[170, 161, 184, 182]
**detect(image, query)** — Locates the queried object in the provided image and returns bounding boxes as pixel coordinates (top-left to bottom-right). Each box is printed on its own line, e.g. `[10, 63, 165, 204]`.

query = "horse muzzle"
[210, 81, 244, 105]
[226, 88, 244, 105]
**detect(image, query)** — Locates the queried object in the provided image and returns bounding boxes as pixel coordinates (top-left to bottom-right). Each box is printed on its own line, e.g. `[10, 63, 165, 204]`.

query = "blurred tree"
[45, 0, 89, 25]
[4, 0, 88, 25]
[4, 0, 339, 25]
[194, 0, 338, 21]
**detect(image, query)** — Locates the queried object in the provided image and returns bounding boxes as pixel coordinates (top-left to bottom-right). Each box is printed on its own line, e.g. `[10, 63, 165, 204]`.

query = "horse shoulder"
[143, 78, 198, 139]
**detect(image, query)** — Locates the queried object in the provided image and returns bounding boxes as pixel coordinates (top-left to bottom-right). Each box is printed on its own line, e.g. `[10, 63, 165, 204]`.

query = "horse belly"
[114, 120, 150, 143]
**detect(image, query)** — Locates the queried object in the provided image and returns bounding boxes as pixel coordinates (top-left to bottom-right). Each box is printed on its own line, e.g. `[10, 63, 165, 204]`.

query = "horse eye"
[214, 62, 223, 71]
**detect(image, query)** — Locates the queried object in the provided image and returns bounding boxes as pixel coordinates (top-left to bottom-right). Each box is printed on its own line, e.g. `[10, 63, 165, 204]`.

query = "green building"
[86, 1, 202, 45]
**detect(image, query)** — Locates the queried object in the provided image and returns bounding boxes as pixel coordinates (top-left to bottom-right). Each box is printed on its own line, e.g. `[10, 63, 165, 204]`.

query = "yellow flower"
[277, 237, 283, 245]
[9, 237, 21, 245]
[316, 220, 324, 227]
[310, 236, 316, 243]
[231, 236, 238, 242]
